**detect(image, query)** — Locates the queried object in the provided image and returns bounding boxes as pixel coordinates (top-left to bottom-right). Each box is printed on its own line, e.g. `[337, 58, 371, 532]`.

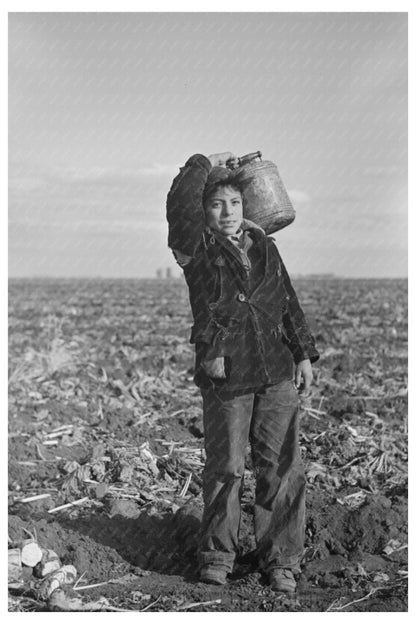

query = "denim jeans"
[197, 379, 305, 574]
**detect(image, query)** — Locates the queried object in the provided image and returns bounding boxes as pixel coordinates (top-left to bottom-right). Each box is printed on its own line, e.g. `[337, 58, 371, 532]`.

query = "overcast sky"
[9, 12, 407, 278]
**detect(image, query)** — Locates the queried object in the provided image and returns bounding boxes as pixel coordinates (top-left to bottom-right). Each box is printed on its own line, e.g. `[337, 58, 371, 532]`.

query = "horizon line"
[8, 274, 408, 281]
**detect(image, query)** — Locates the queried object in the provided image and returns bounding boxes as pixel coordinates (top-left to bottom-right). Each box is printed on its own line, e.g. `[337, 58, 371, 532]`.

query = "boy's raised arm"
[166, 152, 239, 263]
[166, 154, 212, 260]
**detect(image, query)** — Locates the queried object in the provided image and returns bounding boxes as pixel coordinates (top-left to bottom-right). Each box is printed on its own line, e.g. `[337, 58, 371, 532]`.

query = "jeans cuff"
[197, 551, 235, 572]
[262, 554, 303, 575]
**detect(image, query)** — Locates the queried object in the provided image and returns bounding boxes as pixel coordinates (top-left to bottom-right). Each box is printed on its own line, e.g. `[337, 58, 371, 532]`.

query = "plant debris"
[8, 277, 407, 611]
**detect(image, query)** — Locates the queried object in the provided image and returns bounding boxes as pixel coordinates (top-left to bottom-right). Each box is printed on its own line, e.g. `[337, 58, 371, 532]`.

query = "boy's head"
[203, 167, 244, 236]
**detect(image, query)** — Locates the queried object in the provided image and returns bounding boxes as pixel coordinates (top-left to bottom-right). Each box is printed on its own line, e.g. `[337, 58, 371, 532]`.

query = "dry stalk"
[326, 587, 381, 611]
[326, 579, 406, 612]
[48, 424, 74, 435]
[303, 410, 321, 421]
[18, 493, 51, 503]
[139, 595, 162, 611]
[177, 598, 222, 610]
[73, 570, 87, 589]
[74, 580, 110, 592]
[179, 473, 192, 497]
[307, 407, 326, 416]
[48, 496, 89, 514]
[22, 526, 37, 541]
[339, 455, 366, 471]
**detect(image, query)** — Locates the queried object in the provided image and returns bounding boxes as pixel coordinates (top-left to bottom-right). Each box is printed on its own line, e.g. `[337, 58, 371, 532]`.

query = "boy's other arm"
[276, 250, 320, 370]
[295, 358, 313, 395]
[166, 154, 211, 260]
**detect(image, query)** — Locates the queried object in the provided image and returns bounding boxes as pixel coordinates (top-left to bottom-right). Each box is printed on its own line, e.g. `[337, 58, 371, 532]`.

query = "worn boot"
[269, 568, 297, 593]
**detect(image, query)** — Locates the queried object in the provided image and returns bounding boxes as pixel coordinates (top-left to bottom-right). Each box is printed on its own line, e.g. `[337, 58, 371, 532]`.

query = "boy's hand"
[202, 357, 226, 379]
[295, 359, 313, 395]
[208, 152, 238, 169]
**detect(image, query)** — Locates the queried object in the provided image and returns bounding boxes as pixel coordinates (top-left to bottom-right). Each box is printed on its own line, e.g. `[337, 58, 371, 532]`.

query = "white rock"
[21, 540, 43, 567]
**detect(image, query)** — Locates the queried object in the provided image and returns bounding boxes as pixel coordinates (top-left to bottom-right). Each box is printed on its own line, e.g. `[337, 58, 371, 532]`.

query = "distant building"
[156, 267, 182, 279]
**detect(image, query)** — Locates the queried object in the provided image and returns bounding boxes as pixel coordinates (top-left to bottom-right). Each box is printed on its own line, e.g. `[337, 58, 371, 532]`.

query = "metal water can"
[227, 151, 295, 234]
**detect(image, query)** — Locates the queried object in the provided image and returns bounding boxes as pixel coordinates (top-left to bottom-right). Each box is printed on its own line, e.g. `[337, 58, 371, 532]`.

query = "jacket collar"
[203, 224, 267, 288]
[204, 223, 264, 247]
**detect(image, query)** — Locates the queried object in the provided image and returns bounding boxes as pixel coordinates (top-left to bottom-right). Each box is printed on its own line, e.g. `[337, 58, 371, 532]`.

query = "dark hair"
[203, 170, 254, 207]
[203, 181, 242, 205]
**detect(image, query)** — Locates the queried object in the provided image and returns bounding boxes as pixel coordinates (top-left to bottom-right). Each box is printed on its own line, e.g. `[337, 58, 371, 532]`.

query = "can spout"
[226, 151, 262, 169]
[238, 151, 262, 166]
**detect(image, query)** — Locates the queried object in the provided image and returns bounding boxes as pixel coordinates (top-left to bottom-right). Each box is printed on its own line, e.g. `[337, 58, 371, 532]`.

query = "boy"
[166, 152, 319, 592]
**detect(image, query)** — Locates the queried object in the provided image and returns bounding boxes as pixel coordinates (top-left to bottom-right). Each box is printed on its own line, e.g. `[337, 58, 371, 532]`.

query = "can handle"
[226, 151, 262, 169]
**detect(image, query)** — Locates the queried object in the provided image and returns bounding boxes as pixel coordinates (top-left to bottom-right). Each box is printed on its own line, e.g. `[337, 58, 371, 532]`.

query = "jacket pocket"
[190, 316, 242, 346]
[212, 316, 242, 339]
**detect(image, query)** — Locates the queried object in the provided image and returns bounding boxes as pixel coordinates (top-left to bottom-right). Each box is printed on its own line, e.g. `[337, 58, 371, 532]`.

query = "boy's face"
[204, 185, 243, 236]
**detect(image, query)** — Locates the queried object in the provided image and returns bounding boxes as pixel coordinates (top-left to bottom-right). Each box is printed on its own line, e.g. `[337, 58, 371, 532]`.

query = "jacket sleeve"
[277, 251, 320, 365]
[166, 153, 212, 258]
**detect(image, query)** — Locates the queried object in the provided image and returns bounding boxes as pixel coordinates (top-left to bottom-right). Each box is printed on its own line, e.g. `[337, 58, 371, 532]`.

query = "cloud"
[8, 160, 177, 226]
[9, 160, 177, 193]
[56, 163, 178, 182]
[8, 175, 47, 193]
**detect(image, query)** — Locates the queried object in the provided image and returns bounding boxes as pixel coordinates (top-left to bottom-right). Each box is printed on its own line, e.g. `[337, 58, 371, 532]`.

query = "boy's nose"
[222, 202, 233, 215]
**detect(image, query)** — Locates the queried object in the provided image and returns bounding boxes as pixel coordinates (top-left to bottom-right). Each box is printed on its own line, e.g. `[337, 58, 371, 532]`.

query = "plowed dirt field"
[8, 277, 408, 612]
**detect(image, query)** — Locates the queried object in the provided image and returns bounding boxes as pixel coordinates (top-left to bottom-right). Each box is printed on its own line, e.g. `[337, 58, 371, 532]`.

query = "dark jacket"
[166, 154, 319, 391]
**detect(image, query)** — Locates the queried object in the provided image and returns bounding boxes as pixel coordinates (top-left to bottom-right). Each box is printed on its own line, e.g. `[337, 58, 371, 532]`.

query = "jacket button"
[208, 302, 217, 310]
[237, 293, 246, 302]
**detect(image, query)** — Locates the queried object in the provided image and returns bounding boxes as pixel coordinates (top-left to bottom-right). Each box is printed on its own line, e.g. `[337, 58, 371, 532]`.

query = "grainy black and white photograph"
[8, 8, 408, 613]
